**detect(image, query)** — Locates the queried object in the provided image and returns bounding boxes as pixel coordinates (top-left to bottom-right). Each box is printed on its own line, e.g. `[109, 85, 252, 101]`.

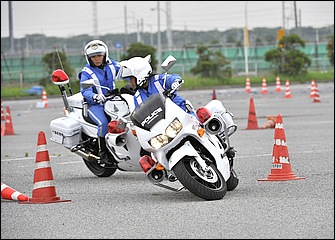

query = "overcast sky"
[1, 1, 334, 38]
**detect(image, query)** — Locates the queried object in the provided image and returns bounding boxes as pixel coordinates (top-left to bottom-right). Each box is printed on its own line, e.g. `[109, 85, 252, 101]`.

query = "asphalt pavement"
[1, 81, 334, 239]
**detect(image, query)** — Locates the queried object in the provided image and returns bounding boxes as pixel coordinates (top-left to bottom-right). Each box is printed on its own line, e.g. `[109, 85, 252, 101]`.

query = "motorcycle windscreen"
[130, 93, 166, 131]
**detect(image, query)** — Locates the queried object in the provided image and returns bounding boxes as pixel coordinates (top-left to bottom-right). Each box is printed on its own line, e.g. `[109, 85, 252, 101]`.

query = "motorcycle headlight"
[165, 118, 182, 138]
[149, 118, 182, 150]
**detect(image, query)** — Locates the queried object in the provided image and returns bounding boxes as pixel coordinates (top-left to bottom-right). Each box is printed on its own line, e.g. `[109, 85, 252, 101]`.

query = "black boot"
[98, 137, 117, 167]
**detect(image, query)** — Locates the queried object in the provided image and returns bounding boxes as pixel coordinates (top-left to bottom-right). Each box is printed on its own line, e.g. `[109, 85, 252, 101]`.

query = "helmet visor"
[87, 52, 105, 57]
[86, 43, 106, 57]
[116, 65, 132, 81]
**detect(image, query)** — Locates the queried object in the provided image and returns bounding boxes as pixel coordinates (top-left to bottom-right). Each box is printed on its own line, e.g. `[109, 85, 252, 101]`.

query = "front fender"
[169, 139, 230, 181]
[169, 141, 207, 170]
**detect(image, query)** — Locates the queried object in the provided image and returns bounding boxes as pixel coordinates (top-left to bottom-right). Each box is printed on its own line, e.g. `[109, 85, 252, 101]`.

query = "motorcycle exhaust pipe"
[71, 146, 100, 161]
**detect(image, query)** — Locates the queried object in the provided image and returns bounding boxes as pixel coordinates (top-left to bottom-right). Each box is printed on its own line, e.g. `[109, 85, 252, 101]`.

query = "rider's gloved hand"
[93, 94, 106, 103]
[171, 79, 184, 91]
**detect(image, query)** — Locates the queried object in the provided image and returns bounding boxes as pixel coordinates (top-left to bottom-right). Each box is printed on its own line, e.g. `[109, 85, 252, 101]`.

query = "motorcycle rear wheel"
[172, 157, 227, 200]
[83, 159, 117, 177]
[81, 133, 117, 177]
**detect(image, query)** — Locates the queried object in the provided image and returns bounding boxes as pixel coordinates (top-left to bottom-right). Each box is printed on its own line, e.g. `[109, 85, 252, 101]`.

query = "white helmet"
[118, 55, 152, 88]
[84, 40, 109, 66]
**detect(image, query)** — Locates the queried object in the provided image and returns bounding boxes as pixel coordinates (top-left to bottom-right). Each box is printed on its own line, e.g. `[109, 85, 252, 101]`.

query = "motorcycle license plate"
[51, 130, 64, 144]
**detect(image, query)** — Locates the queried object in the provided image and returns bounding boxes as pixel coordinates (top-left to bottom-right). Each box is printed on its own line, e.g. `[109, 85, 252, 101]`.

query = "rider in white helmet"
[79, 39, 121, 166]
[117, 55, 188, 113]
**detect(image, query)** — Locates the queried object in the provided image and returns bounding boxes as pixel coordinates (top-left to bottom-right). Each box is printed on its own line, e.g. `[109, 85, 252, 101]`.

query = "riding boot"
[98, 137, 117, 167]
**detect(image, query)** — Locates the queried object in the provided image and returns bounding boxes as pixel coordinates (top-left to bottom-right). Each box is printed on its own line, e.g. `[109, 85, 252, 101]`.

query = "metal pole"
[166, 1, 172, 52]
[244, 1, 249, 74]
[9, 1, 15, 53]
[282, 1, 285, 29]
[92, 1, 98, 39]
[124, 4, 128, 50]
[157, 1, 161, 73]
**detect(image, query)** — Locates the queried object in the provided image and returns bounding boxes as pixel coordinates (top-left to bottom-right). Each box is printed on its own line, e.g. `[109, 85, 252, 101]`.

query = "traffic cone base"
[1, 182, 29, 201]
[246, 97, 259, 130]
[19, 131, 71, 204]
[258, 163, 306, 181]
[258, 114, 305, 181]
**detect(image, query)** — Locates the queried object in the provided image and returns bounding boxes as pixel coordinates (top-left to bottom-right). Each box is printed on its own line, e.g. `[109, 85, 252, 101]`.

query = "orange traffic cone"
[310, 79, 316, 98]
[20, 131, 71, 204]
[284, 80, 292, 98]
[1, 123, 5, 136]
[275, 76, 281, 92]
[246, 97, 259, 130]
[313, 83, 321, 103]
[1, 182, 29, 201]
[261, 77, 268, 94]
[260, 116, 276, 129]
[258, 114, 305, 181]
[4, 106, 15, 135]
[212, 89, 217, 100]
[36, 89, 49, 108]
[245, 77, 251, 93]
[1, 99, 5, 121]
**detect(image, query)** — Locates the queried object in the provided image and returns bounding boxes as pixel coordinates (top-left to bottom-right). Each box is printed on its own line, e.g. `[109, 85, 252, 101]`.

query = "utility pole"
[166, 1, 173, 52]
[315, 29, 319, 70]
[282, 1, 286, 29]
[9, 1, 15, 53]
[157, 1, 161, 72]
[124, 4, 128, 50]
[293, 1, 298, 28]
[244, 1, 249, 74]
[92, 1, 98, 39]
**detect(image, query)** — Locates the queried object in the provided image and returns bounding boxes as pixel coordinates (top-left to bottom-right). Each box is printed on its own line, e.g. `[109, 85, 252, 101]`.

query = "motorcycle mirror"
[161, 55, 176, 72]
[52, 69, 69, 85]
[81, 79, 96, 89]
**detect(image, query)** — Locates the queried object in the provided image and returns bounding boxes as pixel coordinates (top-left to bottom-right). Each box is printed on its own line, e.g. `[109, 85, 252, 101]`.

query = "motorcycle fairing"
[131, 93, 166, 131]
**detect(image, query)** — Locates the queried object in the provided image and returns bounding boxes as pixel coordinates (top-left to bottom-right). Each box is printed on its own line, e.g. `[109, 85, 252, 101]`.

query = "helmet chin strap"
[137, 80, 148, 90]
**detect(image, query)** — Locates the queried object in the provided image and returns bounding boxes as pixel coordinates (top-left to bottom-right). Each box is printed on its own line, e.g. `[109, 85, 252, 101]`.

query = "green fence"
[1, 43, 333, 87]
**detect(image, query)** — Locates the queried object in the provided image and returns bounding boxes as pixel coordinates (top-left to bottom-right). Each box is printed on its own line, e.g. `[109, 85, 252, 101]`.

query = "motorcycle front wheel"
[172, 157, 227, 201]
[226, 168, 239, 191]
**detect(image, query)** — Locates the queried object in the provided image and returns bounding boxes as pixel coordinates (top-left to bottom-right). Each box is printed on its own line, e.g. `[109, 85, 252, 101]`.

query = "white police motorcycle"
[49, 69, 143, 177]
[130, 55, 239, 200]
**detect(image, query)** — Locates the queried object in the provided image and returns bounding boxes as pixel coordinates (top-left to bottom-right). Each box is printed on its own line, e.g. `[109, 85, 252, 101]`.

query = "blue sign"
[115, 42, 123, 49]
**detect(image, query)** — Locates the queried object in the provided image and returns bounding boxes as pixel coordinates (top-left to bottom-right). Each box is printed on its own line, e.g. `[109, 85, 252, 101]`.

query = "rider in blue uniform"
[79, 40, 120, 165]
